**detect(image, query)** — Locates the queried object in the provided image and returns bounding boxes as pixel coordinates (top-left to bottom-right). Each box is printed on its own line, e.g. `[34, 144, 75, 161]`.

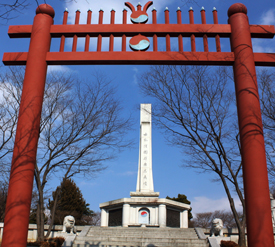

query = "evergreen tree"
[48, 179, 93, 225]
[0, 182, 7, 222]
[166, 194, 193, 220]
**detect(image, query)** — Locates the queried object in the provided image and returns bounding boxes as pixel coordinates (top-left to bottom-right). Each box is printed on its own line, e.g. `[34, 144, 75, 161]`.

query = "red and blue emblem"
[125, 2, 152, 51]
[129, 34, 150, 51]
[125, 1, 153, 24]
[141, 211, 148, 217]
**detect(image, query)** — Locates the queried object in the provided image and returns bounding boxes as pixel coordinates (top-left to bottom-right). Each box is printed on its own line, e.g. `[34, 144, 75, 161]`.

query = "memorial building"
[100, 104, 190, 228]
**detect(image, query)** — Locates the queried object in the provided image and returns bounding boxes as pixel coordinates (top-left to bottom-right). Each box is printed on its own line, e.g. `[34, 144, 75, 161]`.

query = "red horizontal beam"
[250, 25, 275, 38]
[3, 51, 275, 66]
[2, 51, 232, 65]
[8, 25, 32, 38]
[45, 51, 235, 65]
[50, 24, 232, 38]
[254, 52, 275, 66]
[3, 52, 28, 65]
[8, 24, 274, 39]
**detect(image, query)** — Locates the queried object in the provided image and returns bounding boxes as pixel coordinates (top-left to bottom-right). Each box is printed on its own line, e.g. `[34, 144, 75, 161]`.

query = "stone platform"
[72, 226, 209, 247]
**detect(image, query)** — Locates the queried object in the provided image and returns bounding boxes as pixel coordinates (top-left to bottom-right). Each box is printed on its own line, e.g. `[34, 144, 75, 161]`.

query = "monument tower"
[131, 104, 159, 197]
[100, 104, 190, 228]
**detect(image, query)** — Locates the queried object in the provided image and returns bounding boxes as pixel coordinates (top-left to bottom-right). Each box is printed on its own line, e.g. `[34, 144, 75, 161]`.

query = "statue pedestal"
[208, 237, 231, 247]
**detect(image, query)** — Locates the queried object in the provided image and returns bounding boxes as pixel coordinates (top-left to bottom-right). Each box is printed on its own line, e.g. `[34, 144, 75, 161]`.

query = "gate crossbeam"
[4, 22, 275, 66]
[7, 24, 275, 38]
[3, 52, 275, 66]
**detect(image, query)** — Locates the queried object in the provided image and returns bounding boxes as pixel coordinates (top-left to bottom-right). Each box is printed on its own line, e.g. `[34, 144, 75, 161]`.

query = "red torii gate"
[2, 2, 275, 247]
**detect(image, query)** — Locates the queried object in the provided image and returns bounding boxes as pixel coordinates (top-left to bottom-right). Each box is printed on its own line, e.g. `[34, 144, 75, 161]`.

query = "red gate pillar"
[1, 4, 54, 247]
[228, 4, 274, 247]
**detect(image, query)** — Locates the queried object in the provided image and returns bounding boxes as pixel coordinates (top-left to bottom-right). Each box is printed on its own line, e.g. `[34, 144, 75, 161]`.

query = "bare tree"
[193, 210, 242, 228]
[0, 68, 18, 219]
[0, 1, 29, 22]
[1, 66, 131, 241]
[81, 211, 101, 226]
[139, 65, 246, 247]
[258, 69, 275, 186]
[0, 0, 82, 23]
[0, 67, 23, 172]
[192, 212, 213, 228]
[180, 0, 199, 7]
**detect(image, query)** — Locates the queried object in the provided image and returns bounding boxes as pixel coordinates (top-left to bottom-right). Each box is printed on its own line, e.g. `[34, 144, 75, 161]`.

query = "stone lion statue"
[62, 215, 76, 234]
[210, 218, 223, 237]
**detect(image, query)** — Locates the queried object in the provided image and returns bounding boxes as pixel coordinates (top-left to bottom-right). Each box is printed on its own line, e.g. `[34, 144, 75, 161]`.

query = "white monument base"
[130, 192, 159, 197]
[100, 196, 190, 228]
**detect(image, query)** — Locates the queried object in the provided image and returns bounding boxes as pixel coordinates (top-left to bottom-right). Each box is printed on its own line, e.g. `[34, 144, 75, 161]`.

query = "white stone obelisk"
[131, 104, 159, 197]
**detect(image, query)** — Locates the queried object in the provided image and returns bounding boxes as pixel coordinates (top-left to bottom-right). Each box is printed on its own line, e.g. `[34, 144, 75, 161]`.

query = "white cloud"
[261, 9, 275, 25]
[47, 65, 74, 74]
[79, 181, 97, 187]
[133, 67, 138, 73]
[252, 39, 274, 53]
[0, 81, 19, 104]
[191, 196, 242, 215]
[251, 9, 275, 53]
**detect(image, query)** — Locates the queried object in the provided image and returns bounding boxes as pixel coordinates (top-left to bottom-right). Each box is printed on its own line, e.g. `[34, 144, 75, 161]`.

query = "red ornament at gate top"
[125, 1, 153, 23]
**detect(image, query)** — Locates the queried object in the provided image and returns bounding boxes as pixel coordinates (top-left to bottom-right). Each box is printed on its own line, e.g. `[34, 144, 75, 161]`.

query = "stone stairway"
[72, 226, 209, 247]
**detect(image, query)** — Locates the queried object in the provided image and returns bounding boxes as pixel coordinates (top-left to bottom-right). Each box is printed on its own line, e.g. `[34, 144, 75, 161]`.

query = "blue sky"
[0, 0, 274, 216]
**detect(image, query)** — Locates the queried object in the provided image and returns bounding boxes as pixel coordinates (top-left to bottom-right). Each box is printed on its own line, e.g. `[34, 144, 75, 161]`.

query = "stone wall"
[0, 223, 85, 242]
[0, 224, 273, 243]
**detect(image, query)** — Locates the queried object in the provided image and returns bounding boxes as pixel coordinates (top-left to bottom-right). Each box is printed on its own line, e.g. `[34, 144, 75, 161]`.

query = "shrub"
[27, 237, 65, 247]
[46, 237, 65, 247]
[220, 240, 239, 247]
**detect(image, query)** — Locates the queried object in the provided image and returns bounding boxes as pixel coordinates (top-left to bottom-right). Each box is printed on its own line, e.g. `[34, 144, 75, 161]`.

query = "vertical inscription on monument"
[142, 131, 148, 187]
[135, 104, 154, 193]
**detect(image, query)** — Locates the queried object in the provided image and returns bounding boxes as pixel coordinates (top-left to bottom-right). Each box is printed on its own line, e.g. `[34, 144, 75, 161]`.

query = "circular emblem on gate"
[131, 14, 148, 24]
[129, 34, 150, 51]
[141, 211, 148, 217]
